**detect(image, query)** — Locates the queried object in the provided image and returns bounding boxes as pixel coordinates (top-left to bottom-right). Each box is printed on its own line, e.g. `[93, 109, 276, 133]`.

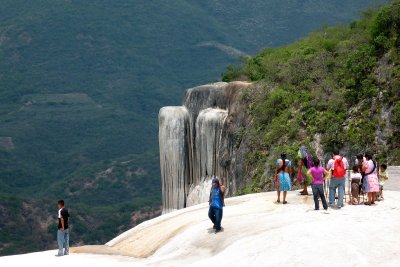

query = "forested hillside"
[223, 0, 400, 193]
[0, 0, 387, 255]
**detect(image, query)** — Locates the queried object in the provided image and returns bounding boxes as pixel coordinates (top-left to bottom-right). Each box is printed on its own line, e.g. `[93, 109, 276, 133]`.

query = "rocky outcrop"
[159, 81, 251, 213]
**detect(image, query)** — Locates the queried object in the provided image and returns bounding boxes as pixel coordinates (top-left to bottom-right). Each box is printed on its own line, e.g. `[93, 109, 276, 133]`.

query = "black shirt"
[58, 208, 69, 229]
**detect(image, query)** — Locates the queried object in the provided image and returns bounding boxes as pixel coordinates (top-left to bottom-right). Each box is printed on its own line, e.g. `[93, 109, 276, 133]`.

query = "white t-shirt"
[350, 172, 362, 181]
[326, 155, 349, 171]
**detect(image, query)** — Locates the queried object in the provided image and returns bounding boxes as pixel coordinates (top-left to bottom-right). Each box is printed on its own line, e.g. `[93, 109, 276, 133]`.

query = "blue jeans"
[311, 184, 328, 210]
[57, 229, 69, 256]
[208, 206, 223, 230]
[329, 177, 345, 207]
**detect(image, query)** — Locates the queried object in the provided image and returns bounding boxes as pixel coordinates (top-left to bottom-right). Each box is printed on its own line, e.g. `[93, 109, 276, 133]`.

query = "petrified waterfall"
[159, 107, 190, 213]
[159, 81, 251, 213]
[194, 108, 228, 182]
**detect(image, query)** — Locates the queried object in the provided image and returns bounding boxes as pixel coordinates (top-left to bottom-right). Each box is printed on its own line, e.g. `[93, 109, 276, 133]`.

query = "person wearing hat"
[208, 177, 225, 233]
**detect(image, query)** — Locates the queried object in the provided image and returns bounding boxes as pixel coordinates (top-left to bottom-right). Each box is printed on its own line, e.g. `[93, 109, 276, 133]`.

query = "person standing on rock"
[326, 149, 348, 209]
[275, 153, 292, 204]
[208, 177, 225, 233]
[378, 164, 389, 200]
[362, 153, 379, 205]
[56, 200, 70, 257]
[355, 154, 366, 197]
[297, 146, 313, 195]
[307, 158, 329, 210]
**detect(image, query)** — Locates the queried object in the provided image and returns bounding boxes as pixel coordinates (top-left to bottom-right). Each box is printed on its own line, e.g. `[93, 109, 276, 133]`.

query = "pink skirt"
[367, 174, 379, 192]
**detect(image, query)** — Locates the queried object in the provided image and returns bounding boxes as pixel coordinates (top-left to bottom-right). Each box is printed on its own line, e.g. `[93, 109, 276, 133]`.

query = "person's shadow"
[207, 227, 224, 234]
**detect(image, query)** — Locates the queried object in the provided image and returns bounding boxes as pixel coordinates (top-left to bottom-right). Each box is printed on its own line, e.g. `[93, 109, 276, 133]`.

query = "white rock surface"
[186, 176, 212, 207]
[2, 189, 400, 267]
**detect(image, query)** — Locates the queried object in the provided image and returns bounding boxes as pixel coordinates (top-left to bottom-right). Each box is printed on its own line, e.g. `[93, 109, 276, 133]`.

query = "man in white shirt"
[326, 149, 349, 208]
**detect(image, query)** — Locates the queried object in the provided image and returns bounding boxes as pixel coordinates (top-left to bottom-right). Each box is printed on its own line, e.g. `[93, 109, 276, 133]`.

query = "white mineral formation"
[186, 176, 212, 207]
[194, 108, 228, 185]
[2, 185, 400, 267]
[159, 81, 250, 213]
[159, 106, 190, 212]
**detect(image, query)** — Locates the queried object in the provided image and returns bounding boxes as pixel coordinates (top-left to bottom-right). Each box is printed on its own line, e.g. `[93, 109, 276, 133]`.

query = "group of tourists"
[275, 147, 390, 210]
[208, 147, 390, 233]
[352, 154, 389, 205]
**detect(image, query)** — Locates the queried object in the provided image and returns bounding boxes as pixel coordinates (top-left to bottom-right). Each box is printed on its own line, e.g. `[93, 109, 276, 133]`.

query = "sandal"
[276, 200, 280, 203]
[283, 201, 288, 204]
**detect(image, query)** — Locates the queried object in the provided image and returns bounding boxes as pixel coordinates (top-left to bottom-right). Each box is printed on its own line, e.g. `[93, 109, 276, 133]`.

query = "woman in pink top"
[362, 153, 379, 205]
[307, 158, 329, 210]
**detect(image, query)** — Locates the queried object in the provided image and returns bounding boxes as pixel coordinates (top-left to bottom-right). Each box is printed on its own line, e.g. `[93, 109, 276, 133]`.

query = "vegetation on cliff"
[223, 0, 400, 192]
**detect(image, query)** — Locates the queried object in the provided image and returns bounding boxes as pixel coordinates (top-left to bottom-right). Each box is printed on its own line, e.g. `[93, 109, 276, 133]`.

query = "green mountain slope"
[223, 0, 400, 193]
[0, 0, 388, 255]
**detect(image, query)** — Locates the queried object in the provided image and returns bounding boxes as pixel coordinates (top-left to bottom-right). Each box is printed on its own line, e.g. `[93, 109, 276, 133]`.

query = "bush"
[222, 0, 400, 191]
[371, 1, 400, 52]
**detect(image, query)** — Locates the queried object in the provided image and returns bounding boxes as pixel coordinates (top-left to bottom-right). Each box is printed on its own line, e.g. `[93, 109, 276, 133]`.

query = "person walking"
[56, 200, 70, 257]
[275, 153, 292, 204]
[208, 177, 225, 233]
[307, 158, 329, 210]
[326, 149, 348, 209]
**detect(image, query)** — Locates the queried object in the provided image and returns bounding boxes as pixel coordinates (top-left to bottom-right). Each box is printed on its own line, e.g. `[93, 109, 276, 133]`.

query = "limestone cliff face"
[159, 81, 251, 213]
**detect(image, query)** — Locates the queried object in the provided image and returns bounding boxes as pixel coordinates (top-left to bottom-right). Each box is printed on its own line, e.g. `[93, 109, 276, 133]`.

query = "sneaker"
[215, 229, 221, 233]
[55, 254, 63, 257]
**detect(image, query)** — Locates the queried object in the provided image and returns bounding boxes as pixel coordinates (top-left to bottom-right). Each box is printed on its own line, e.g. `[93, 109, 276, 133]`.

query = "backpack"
[333, 156, 346, 178]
